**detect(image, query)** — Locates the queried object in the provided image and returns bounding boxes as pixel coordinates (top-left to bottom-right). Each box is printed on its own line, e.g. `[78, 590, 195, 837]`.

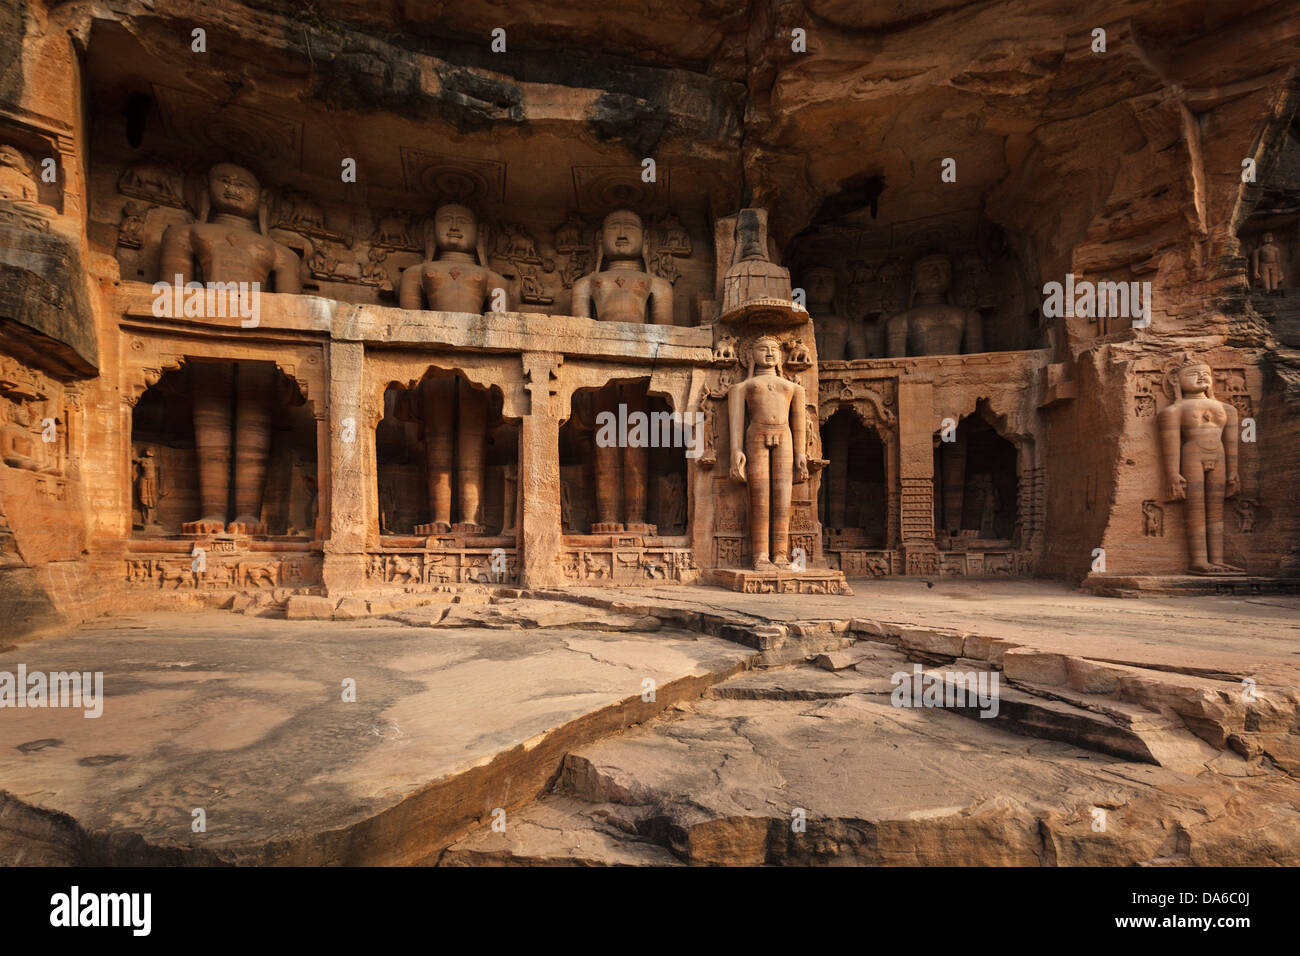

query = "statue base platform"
[707, 567, 852, 595]
[717, 298, 808, 328]
[1082, 573, 1300, 597]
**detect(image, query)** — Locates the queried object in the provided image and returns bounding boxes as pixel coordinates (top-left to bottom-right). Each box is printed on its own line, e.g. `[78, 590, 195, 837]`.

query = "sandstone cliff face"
[0, 0, 1297, 620]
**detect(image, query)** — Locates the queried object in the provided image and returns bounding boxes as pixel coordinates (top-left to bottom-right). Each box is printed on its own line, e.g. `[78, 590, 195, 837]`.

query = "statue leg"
[622, 387, 652, 533]
[771, 434, 794, 566]
[1184, 464, 1211, 573]
[941, 433, 967, 532]
[418, 377, 455, 534]
[228, 361, 275, 535]
[454, 380, 487, 533]
[592, 385, 623, 532]
[826, 423, 848, 530]
[747, 432, 772, 570]
[1204, 465, 1241, 572]
[186, 361, 233, 534]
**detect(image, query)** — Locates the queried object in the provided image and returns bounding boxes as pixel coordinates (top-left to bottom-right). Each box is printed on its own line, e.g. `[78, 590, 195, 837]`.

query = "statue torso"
[1173, 397, 1229, 453]
[589, 269, 652, 323]
[418, 261, 493, 313]
[743, 374, 796, 426]
[901, 304, 968, 355]
[189, 223, 281, 285]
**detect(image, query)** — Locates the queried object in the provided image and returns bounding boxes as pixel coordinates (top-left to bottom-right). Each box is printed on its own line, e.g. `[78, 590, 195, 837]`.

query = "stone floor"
[1, 581, 1298, 865]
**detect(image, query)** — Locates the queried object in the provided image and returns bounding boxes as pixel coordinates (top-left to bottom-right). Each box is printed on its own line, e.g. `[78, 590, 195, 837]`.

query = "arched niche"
[374, 367, 516, 536]
[129, 361, 316, 537]
[559, 376, 689, 536]
[932, 400, 1020, 547]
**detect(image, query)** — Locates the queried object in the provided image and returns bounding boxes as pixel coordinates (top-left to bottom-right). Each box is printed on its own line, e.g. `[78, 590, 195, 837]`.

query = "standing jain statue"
[1251, 232, 1284, 293]
[399, 204, 508, 533]
[572, 209, 673, 532]
[159, 163, 301, 534]
[728, 336, 808, 570]
[806, 266, 867, 361]
[1157, 357, 1243, 574]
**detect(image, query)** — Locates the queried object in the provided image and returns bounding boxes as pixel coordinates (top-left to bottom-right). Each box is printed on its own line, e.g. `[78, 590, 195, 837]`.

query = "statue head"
[0, 144, 32, 176]
[599, 209, 644, 264]
[1165, 356, 1215, 401]
[1262, 232, 1275, 244]
[206, 163, 261, 220]
[804, 267, 836, 308]
[748, 335, 783, 376]
[912, 253, 953, 297]
[432, 204, 478, 257]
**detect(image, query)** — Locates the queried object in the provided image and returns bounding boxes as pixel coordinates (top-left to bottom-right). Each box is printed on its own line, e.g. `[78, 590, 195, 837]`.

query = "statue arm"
[728, 383, 746, 481]
[159, 224, 194, 283]
[1223, 401, 1240, 497]
[964, 309, 984, 354]
[485, 270, 511, 313]
[398, 265, 424, 310]
[571, 276, 593, 318]
[650, 277, 674, 325]
[792, 384, 808, 481]
[885, 313, 907, 357]
[273, 244, 302, 294]
[1156, 405, 1185, 499]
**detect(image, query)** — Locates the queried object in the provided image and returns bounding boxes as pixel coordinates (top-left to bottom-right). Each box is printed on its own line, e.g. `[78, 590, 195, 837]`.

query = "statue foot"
[591, 522, 624, 533]
[1211, 562, 1245, 574]
[624, 522, 657, 535]
[752, 555, 776, 571]
[772, 552, 790, 569]
[227, 516, 266, 536]
[1188, 562, 1216, 575]
[451, 522, 485, 535]
[414, 522, 451, 535]
[182, 518, 226, 534]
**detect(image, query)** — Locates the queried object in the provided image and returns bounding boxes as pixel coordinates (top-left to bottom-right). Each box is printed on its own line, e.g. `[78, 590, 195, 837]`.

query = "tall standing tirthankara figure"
[572, 210, 673, 533]
[159, 163, 301, 534]
[728, 337, 808, 570]
[1157, 357, 1242, 574]
[399, 204, 508, 534]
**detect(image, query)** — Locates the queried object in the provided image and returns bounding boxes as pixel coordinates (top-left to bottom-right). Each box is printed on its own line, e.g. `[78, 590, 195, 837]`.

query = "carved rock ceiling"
[82, 0, 1297, 254]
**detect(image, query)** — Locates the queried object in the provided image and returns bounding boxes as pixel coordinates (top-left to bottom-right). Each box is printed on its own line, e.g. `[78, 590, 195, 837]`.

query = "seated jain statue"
[399, 205, 509, 534]
[728, 337, 809, 570]
[572, 209, 673, 324]
[1157, 357, 1242, 574]
[806, 267, 867, 361]
[159, 163, 301, 534]
[886, 253, 983, 357]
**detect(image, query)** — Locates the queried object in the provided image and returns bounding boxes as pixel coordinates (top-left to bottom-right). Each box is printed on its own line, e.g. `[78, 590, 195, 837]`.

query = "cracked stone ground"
[2, 583, 1298, 865]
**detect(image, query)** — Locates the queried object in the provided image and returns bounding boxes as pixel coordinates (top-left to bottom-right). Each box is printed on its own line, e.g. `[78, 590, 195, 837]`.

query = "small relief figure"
[117, 201, 149, 249]
[372, 209, 416, 249]
[276, 188, 326, 232]
[1157, 356, 1242, 574]
[1252, 232, 1284, 294]
[1233, 497, 1258, 534]
[1141, 499, 1164, 537]
[306, 242, 343, 279]
[360, 246, 390, 287]
[712, 336, 738, 365]
[582, 552, 607, 580]
[0, 144, 40, 205]
[728, 337, 809, 570]
[133, 448, 165, 529]
[117, 157, 183, 206]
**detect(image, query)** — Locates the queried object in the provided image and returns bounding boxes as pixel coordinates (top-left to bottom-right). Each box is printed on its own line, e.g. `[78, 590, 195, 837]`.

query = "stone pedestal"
[708, 567, 851, 595]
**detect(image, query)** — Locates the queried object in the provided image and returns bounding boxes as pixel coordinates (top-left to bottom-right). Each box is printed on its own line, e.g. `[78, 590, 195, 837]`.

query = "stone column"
[896, 376, 938, 572]
[322, 340, 374, 593]
[519, 353, 563, 587]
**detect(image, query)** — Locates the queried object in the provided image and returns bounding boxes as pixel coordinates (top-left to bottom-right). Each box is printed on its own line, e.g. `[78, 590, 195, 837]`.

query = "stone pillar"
[322, 340, 373, 593]
[896, 376, 938, 573]
[519, 353, 563, 587]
